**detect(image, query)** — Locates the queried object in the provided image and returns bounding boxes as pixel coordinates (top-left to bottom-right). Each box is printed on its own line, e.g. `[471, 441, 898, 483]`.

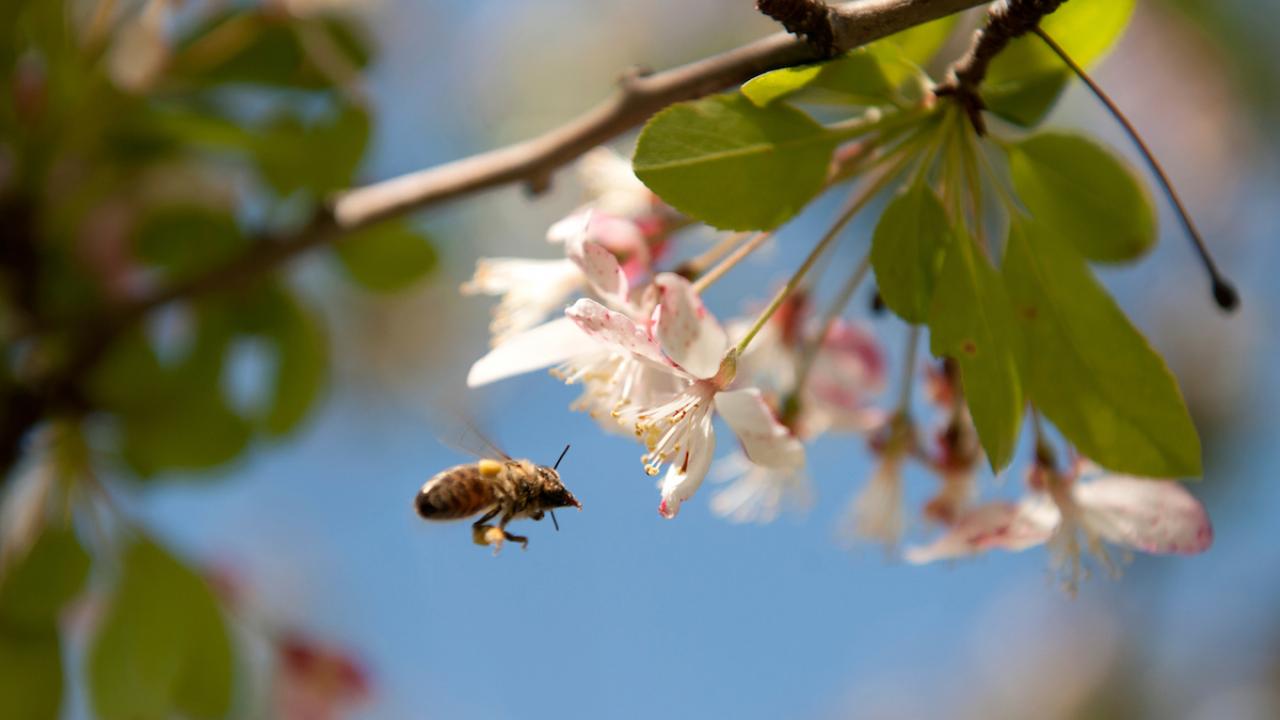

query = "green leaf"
[254, 103, 370, 197]
[96, 312, 252, 477]
[0, 633, 62, 720]
[870, 184, 951, 323]
[0, 528, 90, 628]
[741, 49, 897, 107]
[336, 221, 438, 292]
[171, 11, 370, 90]
[258, 291, 328, 436]
[881, 15, 958, 67]
[0, 527, 90, 720]
[633, 94, 838, 230]
[928, 237, 1023, 470]
[1007, 132, 1155, 262]
[984, 0, 1136, 126]
[1003, 219, 1201, 476]
[88, 539, 234, 720]
[134, 206, 247, 279]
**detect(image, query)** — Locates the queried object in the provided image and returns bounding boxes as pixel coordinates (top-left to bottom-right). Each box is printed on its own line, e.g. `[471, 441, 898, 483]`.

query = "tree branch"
[934, 0, 1067, 134]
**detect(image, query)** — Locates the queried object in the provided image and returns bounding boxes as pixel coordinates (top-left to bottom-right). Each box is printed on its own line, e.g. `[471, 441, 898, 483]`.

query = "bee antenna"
[550, 509, 560, 531]
[552, 444, 571, 470]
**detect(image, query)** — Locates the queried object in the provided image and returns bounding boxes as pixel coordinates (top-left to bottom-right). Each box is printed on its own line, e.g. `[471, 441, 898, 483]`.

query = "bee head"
[536, 466, 581, 510]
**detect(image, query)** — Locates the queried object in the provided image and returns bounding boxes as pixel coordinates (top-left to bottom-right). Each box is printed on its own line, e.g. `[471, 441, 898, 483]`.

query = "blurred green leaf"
[255, 103, 370, 197]
[871, 183, 951, 323]
[0, 527, 89, 720]
[335, 221, 438, 293]
[170, 11, 369, 90]
[1008, 132, 1155, 262]
[134, 206, 247, 279]
[741, 49, 897, 107]
[1003, 219, 1201, 476]
[256, 289, 328, 436]
[984, 0, 1135, 126]
[882, 15, 958, 68]
[0, 633, 61, 720]
[928, 236, 1023, 470]
[633, 94, 838, 230]
[0, 527, 90, 628]
[88, 539, 233, 720]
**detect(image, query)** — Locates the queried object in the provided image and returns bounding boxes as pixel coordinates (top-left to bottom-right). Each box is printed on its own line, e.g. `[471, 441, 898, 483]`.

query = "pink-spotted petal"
[467, 317, 594, 387]
[658, 413, 716, 519]
[652, 273, 727, 380]
[565, 299, 677, 373]
[715, 388, 804, 469]
[904, 502, 1056, 564]
[565, 234, 630, 309]
[1074, 476, 1213, 555]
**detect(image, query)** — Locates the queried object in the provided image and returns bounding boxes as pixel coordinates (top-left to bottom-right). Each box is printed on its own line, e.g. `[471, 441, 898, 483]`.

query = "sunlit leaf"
[88, 539, 234, 720]
[741, 49, 897, 107]
[1003, 219, 1201, 476]
[1007, 132, 1155, 262]
[984, 0, 1136, 126]
[336, 221, 438, 293]
[881, 15, 958, 68]
[928, 236, 1023, 470]
[633, 94, 838, 230]
[870, 183, 951, 323]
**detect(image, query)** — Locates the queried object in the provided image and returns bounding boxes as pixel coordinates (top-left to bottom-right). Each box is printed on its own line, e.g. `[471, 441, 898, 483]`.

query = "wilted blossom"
[906, 460, 1213, 591]
[844, 412, 915, 546]
[274, 631, 371, 720]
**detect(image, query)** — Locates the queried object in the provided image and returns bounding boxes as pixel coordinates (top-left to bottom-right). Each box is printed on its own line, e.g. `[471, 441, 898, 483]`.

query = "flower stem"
[679, 232, 751, 280]
[733, 150, 917, 357]
[789, 252, 872, 404]
[896, 325, 921, 413]
[1032, 26, 1238, 312]
[691, 232, 772, 294]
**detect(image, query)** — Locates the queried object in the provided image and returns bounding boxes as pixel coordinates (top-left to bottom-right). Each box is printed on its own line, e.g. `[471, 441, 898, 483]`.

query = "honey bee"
[415, 442, 580, 554]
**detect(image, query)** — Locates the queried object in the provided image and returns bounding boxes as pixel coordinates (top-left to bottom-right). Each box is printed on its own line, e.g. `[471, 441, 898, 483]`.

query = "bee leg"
[497, 512, 529, 551]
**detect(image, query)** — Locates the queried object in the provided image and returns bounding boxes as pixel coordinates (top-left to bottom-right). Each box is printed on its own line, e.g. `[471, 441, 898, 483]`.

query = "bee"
[415, 442, 581, 554]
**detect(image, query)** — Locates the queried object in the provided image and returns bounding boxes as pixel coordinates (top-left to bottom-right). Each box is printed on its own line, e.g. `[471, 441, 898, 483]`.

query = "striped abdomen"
[416, 464, 499, 520]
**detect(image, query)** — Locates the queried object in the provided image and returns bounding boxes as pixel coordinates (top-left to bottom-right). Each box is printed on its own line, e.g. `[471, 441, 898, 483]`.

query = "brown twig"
[934, 0, 1066, 134]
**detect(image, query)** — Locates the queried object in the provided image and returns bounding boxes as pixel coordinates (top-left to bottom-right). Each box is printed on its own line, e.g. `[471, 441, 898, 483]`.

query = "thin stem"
[691, 232, 772, 293]
[1032, 26, 1238, 311]
[896, 326, 921, 412]
[734, 148, 917, 356]
[791, 252, 873, 398]
[680, 232, 751, 280]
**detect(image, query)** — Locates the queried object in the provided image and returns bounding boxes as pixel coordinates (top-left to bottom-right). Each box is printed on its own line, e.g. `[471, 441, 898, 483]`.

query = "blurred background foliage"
[1, 1, 1279, 719]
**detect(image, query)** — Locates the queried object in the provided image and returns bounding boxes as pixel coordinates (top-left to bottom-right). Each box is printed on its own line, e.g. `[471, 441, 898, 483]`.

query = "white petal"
[658, 413, 716, 519]
[710, 451, 811, 524]
[565, 234, 630, 309]
[565, 298, 679, 373]
[546, 211, 591, 244]
[715, 388, 804, 469]
[578, 147, 655, 218]
[1074, 475, 1213, 555]
[904, 501, 1057, 564]
[652, 273, 727, 380]
[460, 257, 583, 343]
[467, 317, 592, 387]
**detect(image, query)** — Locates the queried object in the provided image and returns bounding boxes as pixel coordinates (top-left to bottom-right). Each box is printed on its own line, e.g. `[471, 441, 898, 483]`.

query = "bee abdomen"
[416, 465, 498, 521]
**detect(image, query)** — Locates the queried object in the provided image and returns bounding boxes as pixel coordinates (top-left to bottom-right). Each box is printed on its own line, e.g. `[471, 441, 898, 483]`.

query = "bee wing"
[438, 419, 513, 462]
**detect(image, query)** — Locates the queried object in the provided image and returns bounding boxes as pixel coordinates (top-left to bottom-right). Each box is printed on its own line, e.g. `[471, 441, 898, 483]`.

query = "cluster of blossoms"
[460, 148, 1212, 589]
